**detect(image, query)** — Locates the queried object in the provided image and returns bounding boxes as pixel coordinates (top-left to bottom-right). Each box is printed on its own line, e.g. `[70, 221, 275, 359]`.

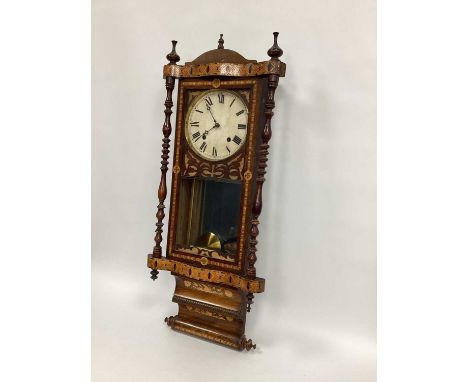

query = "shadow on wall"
[252, 64, 336, 314]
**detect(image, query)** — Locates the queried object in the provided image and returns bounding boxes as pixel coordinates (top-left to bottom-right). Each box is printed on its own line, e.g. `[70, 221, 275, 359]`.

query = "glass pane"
[175, 177, 242, 262]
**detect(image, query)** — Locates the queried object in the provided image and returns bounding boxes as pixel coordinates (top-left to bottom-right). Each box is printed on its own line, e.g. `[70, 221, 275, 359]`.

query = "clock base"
[164, 276, 256, 351]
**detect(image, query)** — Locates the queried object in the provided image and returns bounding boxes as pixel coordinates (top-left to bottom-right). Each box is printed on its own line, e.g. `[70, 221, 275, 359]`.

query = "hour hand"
[203, 124, 219, 138]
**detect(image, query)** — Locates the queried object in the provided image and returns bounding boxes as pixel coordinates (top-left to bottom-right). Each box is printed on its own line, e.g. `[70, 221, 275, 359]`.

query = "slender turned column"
[246, 32, 283, 309]
[150, 41, 180, 280]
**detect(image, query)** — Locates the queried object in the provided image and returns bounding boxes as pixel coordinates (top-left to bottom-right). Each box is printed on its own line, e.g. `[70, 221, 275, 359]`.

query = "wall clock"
[147, 33, 286, 351]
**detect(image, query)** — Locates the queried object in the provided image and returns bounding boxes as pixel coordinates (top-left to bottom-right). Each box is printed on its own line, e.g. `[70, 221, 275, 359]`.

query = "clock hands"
[202, 122, 220, 140]
[206, 104, 220, 126]
[202, 103, 222, 139]
[206, 124, 220, 133]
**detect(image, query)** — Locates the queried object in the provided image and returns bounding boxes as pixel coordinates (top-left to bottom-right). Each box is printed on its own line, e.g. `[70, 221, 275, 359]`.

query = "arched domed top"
[187, 48, 256, 65]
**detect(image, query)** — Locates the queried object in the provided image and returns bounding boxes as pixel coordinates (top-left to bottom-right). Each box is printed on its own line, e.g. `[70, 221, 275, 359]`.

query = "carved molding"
[174, 244, 235, 262]
[173, 322, 239, 349]
[183, 150, 245, 181]
[167, 314, 256, 351]
[173, 295, 240, 318]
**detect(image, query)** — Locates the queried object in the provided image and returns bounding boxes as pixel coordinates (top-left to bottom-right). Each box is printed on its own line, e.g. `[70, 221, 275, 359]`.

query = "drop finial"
[166, 40, 180, 64]
[267, 32, 283, 60]
[218, 34, 224, 49]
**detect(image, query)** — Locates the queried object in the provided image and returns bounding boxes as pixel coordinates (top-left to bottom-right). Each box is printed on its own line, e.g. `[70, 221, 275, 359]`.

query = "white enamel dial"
[185, 89, 248, 161]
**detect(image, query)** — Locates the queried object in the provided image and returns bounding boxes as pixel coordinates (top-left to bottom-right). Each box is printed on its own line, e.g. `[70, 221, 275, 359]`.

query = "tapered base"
[164, 276, 256, 351]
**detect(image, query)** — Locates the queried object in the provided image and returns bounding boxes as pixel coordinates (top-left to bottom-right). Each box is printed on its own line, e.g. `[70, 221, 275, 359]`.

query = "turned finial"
[166, 40, 180, 64]
[240, 336, 256, 351]
[247, 292, 254, 312]
[150, 269, 159, 281]
[267, 32, 283, 60]
[218, 33, 224, 49]
[164, 316, 176, 327]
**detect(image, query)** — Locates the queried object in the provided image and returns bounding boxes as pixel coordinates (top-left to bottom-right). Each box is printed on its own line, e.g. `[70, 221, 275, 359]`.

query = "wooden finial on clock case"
[267, 31, 283, 59]
[166, 40, 180, 64]
[217, 34, 224, 49]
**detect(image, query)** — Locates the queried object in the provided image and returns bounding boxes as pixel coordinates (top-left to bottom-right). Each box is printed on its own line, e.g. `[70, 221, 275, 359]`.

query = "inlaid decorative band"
[147, 257, 265, 293]
[163, 60, 286, 78]
[185, 305, 235, 322]
[183, 279, 234, 298]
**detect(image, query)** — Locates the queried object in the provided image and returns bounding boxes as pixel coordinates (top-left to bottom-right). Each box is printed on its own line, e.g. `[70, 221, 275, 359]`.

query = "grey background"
[92, 0, 376, 380]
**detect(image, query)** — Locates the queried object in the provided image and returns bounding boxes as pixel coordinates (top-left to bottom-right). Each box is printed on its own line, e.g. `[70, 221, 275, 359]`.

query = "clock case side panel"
[165, 78, 263, 276]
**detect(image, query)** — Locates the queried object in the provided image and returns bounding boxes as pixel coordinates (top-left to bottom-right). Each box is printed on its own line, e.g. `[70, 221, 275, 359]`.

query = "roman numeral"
[200, 142, 207, 152]
[236, 110, 244, 116]
[229, 98, 236, 107]
[238, 124, 246, 129]
[212, 147, 217, 157]
[192, 131, 201, 142]
[204, 97, 213, 107]
[226, 146, 231, 153]
[218, 93, 224, 103]
[195, 109, 203, 113]
[233, 135, 242, 145]
[190, 121, 199, 127]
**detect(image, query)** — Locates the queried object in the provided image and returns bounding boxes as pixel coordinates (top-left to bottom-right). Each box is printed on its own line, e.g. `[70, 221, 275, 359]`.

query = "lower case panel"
[164, 276, 256, 351]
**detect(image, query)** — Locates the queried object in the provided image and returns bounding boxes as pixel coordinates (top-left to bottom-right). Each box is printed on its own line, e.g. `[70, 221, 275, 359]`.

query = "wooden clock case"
[147, 33, 286, 351]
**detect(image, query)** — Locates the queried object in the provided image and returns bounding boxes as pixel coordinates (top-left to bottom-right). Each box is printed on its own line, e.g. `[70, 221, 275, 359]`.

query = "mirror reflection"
[175, 177, 242, 262]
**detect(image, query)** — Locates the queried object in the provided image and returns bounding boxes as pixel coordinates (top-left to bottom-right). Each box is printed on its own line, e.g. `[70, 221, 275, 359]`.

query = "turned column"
[246, 32, 283, 309]
[150, 41, 180, 281]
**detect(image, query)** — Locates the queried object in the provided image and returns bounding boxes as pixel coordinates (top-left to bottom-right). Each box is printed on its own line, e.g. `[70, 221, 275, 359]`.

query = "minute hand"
[206, 105, 218, 124]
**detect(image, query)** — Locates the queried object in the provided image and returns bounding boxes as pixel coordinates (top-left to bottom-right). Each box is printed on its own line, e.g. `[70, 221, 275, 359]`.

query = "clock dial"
[185, 89, 248, 161]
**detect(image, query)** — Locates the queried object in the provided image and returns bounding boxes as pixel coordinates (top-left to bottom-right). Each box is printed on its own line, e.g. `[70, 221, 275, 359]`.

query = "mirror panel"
[175, 177, 242, 262]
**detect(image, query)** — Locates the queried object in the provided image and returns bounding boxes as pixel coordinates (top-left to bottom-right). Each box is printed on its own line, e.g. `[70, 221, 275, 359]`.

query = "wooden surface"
[149, 34, 285, 350]
[164, 276, 256, 351]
